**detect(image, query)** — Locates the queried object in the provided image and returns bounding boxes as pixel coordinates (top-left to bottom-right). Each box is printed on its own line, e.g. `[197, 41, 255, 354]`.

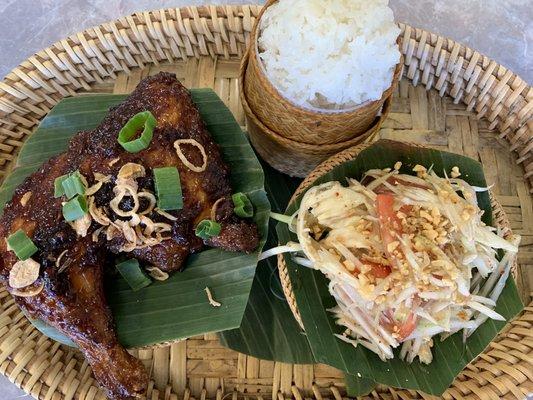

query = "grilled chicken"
[0, 73, 259, 399]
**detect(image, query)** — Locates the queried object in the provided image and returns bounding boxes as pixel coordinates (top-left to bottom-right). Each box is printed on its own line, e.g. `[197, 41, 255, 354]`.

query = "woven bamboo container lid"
[243, 0, 403, 146]
[0, 5, 531, 400]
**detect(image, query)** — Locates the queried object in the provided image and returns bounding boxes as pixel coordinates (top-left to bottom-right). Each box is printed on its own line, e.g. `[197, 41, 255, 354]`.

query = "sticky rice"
[258, 0, 401, 111]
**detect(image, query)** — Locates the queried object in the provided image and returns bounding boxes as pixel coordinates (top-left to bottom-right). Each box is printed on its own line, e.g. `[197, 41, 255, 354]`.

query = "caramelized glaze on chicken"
[0, 73, 259, 399]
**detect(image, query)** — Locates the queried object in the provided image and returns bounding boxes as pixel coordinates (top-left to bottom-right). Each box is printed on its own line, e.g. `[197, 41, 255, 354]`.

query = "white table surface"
[0, 0, 531, 398]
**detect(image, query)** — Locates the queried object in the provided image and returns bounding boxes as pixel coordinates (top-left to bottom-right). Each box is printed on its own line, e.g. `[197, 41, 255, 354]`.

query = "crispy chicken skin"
[0, 73, 259, 399]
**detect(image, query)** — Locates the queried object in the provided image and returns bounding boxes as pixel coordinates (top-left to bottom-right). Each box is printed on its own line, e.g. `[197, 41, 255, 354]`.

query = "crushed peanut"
[412, 164, 427, 177]
[450, 166, 461, 178]
[342, 260, 357, 272]
[419, 210, 433, 222]
[387, 241, 399, 253]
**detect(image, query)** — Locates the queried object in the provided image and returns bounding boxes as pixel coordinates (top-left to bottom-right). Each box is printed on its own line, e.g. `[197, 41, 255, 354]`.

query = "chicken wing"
[0, 72, 259, 399]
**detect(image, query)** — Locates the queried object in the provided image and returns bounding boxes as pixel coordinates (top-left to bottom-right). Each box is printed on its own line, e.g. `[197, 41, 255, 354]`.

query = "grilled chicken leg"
[20, 238, 147, 398]
[0, 73, 259, 399]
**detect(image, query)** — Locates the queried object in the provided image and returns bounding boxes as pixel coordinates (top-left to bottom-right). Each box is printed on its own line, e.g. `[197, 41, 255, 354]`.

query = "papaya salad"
[267, 163, 520, 363]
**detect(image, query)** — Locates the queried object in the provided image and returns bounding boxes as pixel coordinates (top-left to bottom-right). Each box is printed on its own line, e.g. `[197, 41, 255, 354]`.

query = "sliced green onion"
[154, 167, 183, 211]
[116, 259, 151, 291]
[6, 229, 38, 260]
[117, 111, 156, 153]
[232, 192, 254, 218]
[61, 171, 85, 199]
[195, 219, 221, 240]
[62, 195, 88, 222]
[54, 174, 69, 198]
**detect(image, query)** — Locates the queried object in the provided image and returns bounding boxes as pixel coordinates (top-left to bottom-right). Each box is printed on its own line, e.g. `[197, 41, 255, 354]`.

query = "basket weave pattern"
[0, 5, 531, 400]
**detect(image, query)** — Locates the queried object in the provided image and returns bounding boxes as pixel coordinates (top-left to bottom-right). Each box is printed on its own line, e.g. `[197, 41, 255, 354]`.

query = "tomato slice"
[376, 193, 405, 269]
[399, 204, 413, 214]
[380, 311, 418, 341]
[348, 262, 390, 278]
[397, 312, 418, 340]
[376, 193, 402, 246]
[366, 261, 391, 278]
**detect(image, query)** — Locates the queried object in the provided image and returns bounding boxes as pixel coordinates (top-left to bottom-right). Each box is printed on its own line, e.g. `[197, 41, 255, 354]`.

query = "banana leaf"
[220, 162, 372, 394]
[276, 140, 524, 396]
[219, 161, 316, 364]
[0, 91, 270, 348]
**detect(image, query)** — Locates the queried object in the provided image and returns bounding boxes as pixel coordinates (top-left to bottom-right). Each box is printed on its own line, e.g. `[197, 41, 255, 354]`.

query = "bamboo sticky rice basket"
[0, 5, 531, 400]
[240, 51, 389, 177]
[243, 0, 403, 146]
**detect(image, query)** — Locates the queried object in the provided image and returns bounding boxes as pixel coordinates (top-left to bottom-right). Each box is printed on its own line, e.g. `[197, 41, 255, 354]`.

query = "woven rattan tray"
[0, 5, 531, 400]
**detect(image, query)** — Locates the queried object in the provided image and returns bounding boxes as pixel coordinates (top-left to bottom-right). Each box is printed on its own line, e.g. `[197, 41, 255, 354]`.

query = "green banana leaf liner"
[0, 91, 270, 348]
[275, 140, 523, 396]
